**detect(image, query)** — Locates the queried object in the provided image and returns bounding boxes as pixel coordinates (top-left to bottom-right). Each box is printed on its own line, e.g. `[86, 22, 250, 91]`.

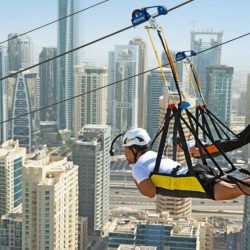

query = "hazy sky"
[1, 0, 250, 71]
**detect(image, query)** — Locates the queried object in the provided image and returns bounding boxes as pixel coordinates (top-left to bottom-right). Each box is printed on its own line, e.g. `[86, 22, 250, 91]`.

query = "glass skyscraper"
[191, 31, 223, 100]
[0, 46, 8, 143]
[57, 0, 79, 130]
[39, 47, 57, 121]
[11, 73, 32, 152]
[206, 65, 233, 128]
[108, 45, 139, 133]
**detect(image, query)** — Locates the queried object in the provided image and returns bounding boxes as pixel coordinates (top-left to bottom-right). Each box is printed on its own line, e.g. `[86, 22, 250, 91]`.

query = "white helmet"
[122, 128, 151, 147]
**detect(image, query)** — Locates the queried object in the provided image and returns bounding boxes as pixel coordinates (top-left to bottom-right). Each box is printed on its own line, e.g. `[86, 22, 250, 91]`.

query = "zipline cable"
[1, 31, 249, 125]
[0, 0, 109, 45]
[0, 0, 194, 81]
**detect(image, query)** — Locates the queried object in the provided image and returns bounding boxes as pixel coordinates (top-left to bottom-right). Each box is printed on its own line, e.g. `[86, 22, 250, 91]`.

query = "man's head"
[122, 128, 151, 163]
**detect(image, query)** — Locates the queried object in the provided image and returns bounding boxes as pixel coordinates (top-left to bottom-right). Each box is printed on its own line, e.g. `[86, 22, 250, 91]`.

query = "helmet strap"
[129, 147, 138, 163]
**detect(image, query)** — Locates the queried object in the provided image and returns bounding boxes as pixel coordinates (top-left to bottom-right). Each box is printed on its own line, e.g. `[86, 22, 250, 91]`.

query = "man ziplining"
[121, 128, 250, 200]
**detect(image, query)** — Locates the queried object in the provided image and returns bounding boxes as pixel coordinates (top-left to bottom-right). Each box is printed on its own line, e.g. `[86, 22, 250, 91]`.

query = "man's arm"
[134, 179, 156, 198]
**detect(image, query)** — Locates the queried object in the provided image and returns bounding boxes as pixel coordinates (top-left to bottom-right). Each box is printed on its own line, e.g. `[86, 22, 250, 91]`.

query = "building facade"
[39, 47, 57, 121]
[146, 68, 173, 151]
[0, 46, 8, 143]
[206, 65, 233, 129]
[129, 37, 148, 128]
[7, 33, 33, 72]
[73, 125, 111, 235]
[0, 213, 22, 249]
[11, 73, 32, 152]
[57, 0, 79, 131]
[191, 31, 223, 99]
[0, 140, 26, 216]
[108, 45, 139, 133]
[22, 156, 79, 250]
[74, 64, 108, 137]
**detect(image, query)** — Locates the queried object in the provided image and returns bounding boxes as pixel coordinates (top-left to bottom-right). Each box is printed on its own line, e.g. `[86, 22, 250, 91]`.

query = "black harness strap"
[154, 107, 172, 173]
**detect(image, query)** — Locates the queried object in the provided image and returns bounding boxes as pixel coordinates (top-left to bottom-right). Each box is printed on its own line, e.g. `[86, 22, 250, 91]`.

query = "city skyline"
[0, 0, 249, 72]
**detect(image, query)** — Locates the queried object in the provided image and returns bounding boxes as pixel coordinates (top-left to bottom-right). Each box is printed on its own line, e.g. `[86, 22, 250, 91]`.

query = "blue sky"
[0, 0, 250, 71]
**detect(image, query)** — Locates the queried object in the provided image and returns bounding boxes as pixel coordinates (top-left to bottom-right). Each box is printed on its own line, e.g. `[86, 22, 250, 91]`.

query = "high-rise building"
[0, 213, 22, 249]
[0, 46, 8, 143]
[39, 47, 57, 121]
[146, 68, 173, 151]
[244, 74, 250, 161]
[7, 33, 33, 72]
[156, 91, 195, 218]
[72, 124, 111, 235]
[206, 65, 233, 128]
[22, 156, 79, 250]
[0, 140, 26, 216]
[108, 45, 139, 133]
[242, 162, 250, 250]
[129, 37, 148, 128]
[74, 64, 108, 137]
[191, 31, 223, 99]
[57, 0, 79, 131]
[11, 73, 33, 152]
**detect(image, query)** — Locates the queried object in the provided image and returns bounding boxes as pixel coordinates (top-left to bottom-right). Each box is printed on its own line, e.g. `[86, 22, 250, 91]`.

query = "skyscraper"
[57, 0, 79, 131]
[39, 47, 57, 121]
[73, 124, 111, 235]
[108, 45, 139, 133]
[206, 65, 233, 128]
[129, 37, 148, 128]
[11, 73, 32, 152]
[146, 68, 173, 151]
[74, 64, 108, 137]
[0, 140, 26, 216]
[22, 156, 79, 249]
[7, 33, 33, 72]
[191, 31, 223, 99]
[0, 46, 8, 143]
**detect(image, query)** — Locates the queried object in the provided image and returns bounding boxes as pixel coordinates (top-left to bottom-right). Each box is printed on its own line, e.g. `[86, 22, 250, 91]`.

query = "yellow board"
[150, 174, 206, 193]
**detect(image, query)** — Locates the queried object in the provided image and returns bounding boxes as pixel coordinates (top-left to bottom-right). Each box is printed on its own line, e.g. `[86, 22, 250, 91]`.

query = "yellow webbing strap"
[159, 27, 180, 83]
[150, 174, 206, 193]
[146, 27, 169, 87]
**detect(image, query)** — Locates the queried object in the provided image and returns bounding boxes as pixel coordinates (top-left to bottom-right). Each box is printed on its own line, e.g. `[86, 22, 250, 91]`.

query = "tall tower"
[74, 64, 108, 137]
[0, 46, 8, 143]
[191, 31, 223, 99]
[108, 45, 139, 133]
[129, 37, 148, 128]
[206, 65, 233, 128]
[7, 33, 33, 72]
[156, 91, 195, 218]
[0, 140, 26, 216]
[22, 156, 79, 250]
[57, 0, 79, 131]
[146, 68, 174, 151]
[11, 73, 32, 152]
[72, 124, 111, 235]
[39, 47, 57, 121]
